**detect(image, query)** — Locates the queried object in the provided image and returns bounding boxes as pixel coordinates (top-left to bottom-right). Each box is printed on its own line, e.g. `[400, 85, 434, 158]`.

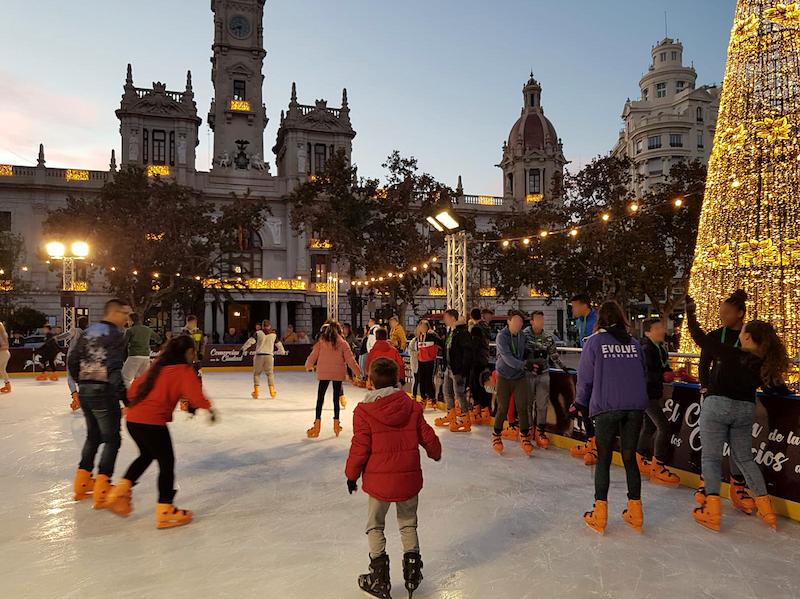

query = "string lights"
[681, 0, 800, 364]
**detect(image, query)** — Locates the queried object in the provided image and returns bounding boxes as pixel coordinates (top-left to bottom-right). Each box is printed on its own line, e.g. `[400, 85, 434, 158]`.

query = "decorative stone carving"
[215, 152, 232, 168]
[265, 218, 283, 246]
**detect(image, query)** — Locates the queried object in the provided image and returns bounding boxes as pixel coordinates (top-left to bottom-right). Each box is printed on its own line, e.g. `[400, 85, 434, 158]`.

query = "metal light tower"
[326, 271, 339, 321]
[427, 207, 467, 318]
[46, 241, 89, 331]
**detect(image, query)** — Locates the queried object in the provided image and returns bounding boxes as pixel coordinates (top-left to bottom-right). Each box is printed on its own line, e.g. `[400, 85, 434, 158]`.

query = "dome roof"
[508, 111, 559, 150]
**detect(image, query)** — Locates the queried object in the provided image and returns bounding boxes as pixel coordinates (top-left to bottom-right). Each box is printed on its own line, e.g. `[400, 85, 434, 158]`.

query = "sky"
[0, 0, 736, 196]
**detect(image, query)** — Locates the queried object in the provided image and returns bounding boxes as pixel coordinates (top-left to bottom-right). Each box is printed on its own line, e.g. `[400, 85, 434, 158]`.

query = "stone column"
[204, 300, 213, 333]
[270, 301, 278, 327]
[280, 301, 289, 334]
[215, 301, 225, 342]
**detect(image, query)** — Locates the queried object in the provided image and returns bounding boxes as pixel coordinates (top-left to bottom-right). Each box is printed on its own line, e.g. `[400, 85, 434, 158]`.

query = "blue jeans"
[78, 383, 122, 477]
[699, 395, 767, 496]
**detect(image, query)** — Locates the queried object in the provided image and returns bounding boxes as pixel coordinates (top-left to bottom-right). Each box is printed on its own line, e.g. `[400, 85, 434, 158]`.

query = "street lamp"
[46, 240, 90, 331]
[425, 204, 467, 317]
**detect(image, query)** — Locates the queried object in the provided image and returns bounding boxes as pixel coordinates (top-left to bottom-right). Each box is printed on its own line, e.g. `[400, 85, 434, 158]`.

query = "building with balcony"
[612, 38, 721, 192]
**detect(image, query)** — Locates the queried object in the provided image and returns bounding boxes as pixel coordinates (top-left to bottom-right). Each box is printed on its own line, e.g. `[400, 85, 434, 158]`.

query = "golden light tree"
[682, 1, 800, 360]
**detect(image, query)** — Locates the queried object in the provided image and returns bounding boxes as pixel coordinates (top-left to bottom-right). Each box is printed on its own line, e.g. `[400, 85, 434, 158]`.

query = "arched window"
[696, 107, 704, 123]
[224, 229, 263, 277]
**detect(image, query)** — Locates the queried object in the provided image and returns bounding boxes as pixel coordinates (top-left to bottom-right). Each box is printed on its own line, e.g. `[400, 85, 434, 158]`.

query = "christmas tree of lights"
[682, 1, 800, 361]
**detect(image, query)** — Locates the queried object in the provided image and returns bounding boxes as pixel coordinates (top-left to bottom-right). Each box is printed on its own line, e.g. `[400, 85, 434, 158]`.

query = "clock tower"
[208, 0, 269, 171]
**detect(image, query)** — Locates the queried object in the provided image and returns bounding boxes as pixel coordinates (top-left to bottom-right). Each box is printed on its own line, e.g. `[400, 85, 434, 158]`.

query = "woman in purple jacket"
[576, 301, 649, 535]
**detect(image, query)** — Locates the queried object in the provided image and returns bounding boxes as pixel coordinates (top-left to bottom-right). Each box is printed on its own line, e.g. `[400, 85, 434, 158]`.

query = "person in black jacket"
[468, 308, 492, 424]
[636, 318, 680, 486]
[435, 309, 473, 433]
[68, 298, 131, 509]
[36, 332, 61, 381]
[686, 296, 787, 531]
[695, 289, 753, 513]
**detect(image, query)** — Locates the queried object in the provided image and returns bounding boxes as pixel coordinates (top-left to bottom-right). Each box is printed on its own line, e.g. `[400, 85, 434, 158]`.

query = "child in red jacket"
[105, 335, 214, 529]
[365, 328, 406, 385]
[346, 357, 441, 599]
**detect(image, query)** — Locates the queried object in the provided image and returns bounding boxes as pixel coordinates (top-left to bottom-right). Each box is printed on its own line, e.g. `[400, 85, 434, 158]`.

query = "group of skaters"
[0, 284, 791, 598]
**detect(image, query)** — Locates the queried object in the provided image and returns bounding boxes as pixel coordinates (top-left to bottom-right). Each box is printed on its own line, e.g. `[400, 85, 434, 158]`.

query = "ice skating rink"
[1, 371, 798, 599]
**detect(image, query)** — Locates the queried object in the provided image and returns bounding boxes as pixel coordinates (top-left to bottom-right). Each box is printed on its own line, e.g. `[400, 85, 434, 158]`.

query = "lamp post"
[326, 271, 339, 321]
[426, 207, 467, 318]
[46, 241, 89, 331]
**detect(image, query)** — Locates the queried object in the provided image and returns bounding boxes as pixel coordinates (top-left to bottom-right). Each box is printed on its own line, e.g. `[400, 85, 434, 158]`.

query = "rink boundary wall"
[548, 433, 800, 522]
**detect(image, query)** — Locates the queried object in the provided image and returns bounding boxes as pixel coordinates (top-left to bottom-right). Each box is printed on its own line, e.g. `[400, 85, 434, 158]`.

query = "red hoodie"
[126, 364, 211, 425]
[345, 389, 441, 502]
[365, 340, 406, 382]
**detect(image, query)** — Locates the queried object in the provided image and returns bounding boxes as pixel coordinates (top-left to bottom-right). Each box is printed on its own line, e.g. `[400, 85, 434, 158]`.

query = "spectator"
[570, 294, 597, 348]
[296, 330, 311, 344]
[223, 327, 239, 344]
[282, 324, 299, 344]
[388, 316, 407, 351]
[10, 331, 24, 347]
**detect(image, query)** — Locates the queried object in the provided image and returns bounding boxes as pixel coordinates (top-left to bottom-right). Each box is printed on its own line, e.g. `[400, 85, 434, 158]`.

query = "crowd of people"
[0, 285, 792, 598]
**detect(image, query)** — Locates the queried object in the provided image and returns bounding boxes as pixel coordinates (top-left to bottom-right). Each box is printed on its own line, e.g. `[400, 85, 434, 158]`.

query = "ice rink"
[1, 371, 798, 599]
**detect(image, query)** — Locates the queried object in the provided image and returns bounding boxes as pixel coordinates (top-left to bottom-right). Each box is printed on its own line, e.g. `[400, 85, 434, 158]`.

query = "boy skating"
[346, 358, 442, 599]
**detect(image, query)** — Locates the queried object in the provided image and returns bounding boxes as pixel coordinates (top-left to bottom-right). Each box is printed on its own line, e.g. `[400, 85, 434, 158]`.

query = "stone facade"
[0, 1, 566, 340]
[612, 38, 721, 192]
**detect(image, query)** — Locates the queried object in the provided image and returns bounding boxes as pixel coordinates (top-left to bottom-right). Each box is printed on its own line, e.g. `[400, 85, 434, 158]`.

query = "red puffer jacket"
[345, 389, 442, 502]
[365, 340, 406, 382]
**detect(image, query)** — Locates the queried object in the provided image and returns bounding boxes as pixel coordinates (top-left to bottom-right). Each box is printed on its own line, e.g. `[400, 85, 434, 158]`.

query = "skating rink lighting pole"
[427, 208, 467, 318]
[327, 272, 339, 321]
[46, 241, 89, 331]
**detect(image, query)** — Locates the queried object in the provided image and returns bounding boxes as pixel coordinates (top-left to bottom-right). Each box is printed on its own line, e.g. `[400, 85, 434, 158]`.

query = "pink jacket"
[305, 336, 360, 381]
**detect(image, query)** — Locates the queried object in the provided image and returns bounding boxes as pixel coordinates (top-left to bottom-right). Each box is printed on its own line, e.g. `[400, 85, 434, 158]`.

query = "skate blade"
[157, 516, 193, 529]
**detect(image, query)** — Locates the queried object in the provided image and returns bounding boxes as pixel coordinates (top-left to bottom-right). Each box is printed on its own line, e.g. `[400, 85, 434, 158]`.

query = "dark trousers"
[412, 369, 420, 398]
[576, 404, 595, 437]
[637, 397, 670, 461]
[593, 410, 644, 501]
[78, 385, 122, 477]
[316, 380, 343, 420]
[493, 375, 529, 435]
[417, 361, 436, 401]
[469, 363, 491, 409]
[43, 356, 56, 372]
[124, 422, 176, 504]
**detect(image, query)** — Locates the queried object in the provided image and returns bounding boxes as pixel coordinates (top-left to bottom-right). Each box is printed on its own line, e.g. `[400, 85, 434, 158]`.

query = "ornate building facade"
[612, 38, 721, 191]
[0, 0, 566, 339]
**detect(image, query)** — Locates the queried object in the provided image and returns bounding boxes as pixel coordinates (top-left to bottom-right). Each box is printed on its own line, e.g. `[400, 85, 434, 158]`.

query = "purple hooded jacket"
[575, 329, 649, 418]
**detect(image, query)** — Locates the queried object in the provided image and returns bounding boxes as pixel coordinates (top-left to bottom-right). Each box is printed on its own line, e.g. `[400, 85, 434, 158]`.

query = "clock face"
[229, 15, 251, 39]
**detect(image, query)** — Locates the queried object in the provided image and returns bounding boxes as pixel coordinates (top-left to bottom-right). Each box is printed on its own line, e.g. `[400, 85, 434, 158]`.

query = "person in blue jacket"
[575, 300, 649, 535]
[569, 293, 599, 464]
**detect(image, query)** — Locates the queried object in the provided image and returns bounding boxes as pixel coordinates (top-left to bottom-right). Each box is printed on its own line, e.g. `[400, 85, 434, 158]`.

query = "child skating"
[346, 357, 442, 599]
[241, 319, 286, 399]
[105, 335, 214, 529]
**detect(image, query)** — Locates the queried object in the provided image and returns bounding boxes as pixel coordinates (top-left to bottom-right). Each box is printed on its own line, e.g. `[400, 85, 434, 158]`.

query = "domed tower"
[498, 73, 566, 207]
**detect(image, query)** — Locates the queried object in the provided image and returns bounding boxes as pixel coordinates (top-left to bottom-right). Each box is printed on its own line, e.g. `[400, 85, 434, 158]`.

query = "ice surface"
[1, 371, 799, 599]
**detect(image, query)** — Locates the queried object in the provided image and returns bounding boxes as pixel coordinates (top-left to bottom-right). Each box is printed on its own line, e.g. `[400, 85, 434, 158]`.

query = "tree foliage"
[43, 166, 271, 318]
[483, 156, 705, 316]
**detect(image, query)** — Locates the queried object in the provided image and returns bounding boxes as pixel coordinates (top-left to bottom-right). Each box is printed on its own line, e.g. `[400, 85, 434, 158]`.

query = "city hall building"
[2, 3, 714, 341]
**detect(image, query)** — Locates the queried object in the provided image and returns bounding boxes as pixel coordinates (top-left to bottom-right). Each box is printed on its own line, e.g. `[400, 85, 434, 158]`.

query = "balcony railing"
[463, 194, 505, 206]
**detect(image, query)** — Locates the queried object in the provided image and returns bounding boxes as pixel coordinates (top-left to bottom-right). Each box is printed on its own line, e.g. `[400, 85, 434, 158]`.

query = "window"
[528, 169, 541, 194]
[642, 88, 649, 101]
[697, 132, 704, 148]
[670, 134, 683, 148]
[0, 211, 10, 232]
[169, 131, 175, 166]
[696, 107, 704, 122]
[152, 130, 166, 165]
[648, 135, 662, 150]
[314, 144, 326, 174]
[671, 51, 678, 61]
[506, 173, 513, 194]
[648, 158, 663, 175]
[660, 52, 666, 62]
[636, 139, 643, 154]
[143, 129, 149, 162]
[676, 81, 686, 92]
[224, 230, 263, 278]
[479, 266, 493, 289]
[311, 254, 329, 282]
[656, 82, 667, 98]
[233, 80, 246, 101]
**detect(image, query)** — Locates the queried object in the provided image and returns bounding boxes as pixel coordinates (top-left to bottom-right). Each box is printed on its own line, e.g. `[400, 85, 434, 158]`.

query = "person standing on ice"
[491, 310, 535, 456]
[68, 298, 130, 509]
[180, 315, 205, 379]
[366, 328, 406, 386]
[388, 316, 407, 351]
[105, 335, 215, 529]
[576, 301, 648, 535]
[346, 357, 442, 599]
[122, 313, 161, 388]
[241, 319, 285, 399]
[0, 321, 10, 395]
[304, 320, 361, 438]
[434, 309, 473, 433]
[569, 293, 599, 466]
[55, 316, 89, 410]
[635, 318, 680, 486]
[685, 296, 785, 532]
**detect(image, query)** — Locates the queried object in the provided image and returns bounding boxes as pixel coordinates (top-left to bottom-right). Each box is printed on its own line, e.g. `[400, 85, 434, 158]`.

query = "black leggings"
[316, 380, 343, 420]
[124, 422, 176, 504]
[637, 398, 670, 461]
[577, 404, 595, 437]
[417, 361, 436, 401]
[593, 410, 644, 502]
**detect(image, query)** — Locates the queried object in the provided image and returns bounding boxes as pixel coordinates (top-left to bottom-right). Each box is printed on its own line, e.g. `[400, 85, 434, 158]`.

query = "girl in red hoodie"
[105, 336, 214, 529]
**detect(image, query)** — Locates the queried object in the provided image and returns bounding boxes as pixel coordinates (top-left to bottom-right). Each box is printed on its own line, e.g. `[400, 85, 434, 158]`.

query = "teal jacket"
[124, 324, 160, 357]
